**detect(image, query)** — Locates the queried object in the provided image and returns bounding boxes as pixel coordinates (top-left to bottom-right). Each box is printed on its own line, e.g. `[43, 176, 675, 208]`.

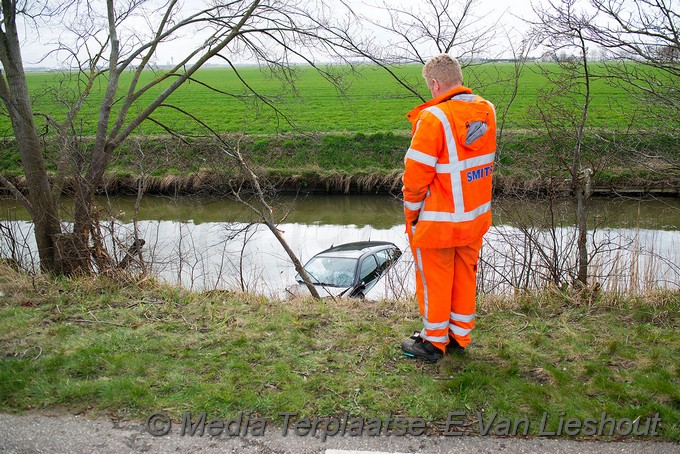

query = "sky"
[17, 0, 539, 70]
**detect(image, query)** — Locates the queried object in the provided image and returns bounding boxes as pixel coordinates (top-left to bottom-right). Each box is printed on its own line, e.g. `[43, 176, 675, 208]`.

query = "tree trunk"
[575, 168, 592, 287]
[265, 221, 321, 299]
[67, 1, 122, 274]
[573, 35, 591, 288]
[53, 233, 90, 276]
[21, 140, 63, 273]
[0, 5, 61, 272]
[575, 179, 588, 286]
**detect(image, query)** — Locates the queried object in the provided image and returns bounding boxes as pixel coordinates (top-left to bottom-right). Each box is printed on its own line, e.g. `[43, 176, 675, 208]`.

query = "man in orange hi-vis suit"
[401, 54, 496, 363]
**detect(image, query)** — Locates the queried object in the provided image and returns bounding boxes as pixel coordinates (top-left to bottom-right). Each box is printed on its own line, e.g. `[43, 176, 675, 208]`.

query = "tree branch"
[111, 0, 262, 147]
[0, 174, 32, 214]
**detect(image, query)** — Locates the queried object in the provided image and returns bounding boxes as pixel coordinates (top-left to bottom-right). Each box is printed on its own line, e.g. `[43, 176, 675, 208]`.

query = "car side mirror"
[350, 283, 365, 298]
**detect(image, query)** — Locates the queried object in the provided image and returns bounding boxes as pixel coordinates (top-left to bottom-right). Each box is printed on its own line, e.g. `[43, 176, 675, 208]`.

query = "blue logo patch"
[466, 165, 494, 183]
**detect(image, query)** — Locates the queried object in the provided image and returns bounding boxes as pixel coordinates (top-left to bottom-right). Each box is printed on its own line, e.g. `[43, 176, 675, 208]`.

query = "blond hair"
[422, 54, 463, 90]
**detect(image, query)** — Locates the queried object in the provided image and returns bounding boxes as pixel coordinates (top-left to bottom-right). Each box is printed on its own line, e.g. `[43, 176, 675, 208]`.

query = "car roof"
[315, 241, 398, 259]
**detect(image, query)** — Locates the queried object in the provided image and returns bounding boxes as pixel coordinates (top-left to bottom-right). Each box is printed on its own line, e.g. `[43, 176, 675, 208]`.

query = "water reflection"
[1, 195, 678, 297]
[2, 194, 679, 230]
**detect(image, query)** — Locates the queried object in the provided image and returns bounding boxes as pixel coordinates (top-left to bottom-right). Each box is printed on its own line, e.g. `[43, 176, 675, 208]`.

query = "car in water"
[291, 241, 402, 299]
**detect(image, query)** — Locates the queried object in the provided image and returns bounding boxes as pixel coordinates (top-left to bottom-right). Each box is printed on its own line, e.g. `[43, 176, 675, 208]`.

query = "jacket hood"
[406, 86, 473, 124]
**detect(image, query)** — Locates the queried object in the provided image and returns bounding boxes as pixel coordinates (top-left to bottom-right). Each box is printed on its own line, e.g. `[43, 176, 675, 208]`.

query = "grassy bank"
[0, 265, 678, 440]
[1, 131, 678, 196]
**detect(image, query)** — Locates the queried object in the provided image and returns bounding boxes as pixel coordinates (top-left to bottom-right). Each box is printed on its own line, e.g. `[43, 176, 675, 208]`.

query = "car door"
[351, 254, 380, 297]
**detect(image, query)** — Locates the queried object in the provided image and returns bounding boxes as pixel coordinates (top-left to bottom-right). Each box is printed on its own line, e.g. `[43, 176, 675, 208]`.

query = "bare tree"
[317, 0, 500, 103]
[494, 30, 534, 145]
[529, 0, 599, 287]
[585, 0, 680, 119]
[583, 0, 680, 177]
[0, 0, 355, 286]
[224, 137, 321, 298]
[371, 0, 495, 64]
[527, 0, 680, 288]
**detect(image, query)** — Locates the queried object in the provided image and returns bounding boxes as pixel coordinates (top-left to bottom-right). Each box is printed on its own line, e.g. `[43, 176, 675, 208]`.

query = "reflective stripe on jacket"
[403, 86, 496, 248]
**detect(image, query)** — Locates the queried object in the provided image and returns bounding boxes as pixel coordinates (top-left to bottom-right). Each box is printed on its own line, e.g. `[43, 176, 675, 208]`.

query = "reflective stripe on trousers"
[410, 238, 482, 350]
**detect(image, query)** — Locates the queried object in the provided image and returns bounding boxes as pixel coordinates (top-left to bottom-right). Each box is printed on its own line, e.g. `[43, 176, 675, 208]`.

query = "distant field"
[0, 63, 664, 136]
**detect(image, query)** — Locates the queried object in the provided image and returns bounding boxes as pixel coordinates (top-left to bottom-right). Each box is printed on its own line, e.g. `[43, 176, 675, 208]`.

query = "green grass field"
[0, 266, 678, 440]
[2, 63, 663, 136]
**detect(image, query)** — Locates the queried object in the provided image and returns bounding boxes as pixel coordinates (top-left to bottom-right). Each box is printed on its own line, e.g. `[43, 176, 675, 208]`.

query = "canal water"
[1, 195, 678, 298]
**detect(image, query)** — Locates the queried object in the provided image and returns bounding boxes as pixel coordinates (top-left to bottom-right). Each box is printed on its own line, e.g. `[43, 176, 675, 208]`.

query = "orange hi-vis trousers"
[410, 237, 483, 353]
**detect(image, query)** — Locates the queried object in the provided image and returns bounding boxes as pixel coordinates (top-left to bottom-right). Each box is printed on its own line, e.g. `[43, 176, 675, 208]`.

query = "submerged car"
[293, 241, 402, 299]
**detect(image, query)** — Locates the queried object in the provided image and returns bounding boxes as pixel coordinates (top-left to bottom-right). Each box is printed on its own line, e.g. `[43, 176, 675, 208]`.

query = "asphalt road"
[1, 411, 678, 453]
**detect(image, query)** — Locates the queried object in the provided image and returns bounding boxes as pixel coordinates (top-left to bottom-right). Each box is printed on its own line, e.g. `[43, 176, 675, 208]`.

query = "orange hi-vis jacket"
[403, 86, 496, 248]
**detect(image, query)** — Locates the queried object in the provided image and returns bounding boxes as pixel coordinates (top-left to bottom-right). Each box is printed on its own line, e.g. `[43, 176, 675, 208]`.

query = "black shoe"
[402, 331, 443, 363]
[447, 336, 466, 356]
